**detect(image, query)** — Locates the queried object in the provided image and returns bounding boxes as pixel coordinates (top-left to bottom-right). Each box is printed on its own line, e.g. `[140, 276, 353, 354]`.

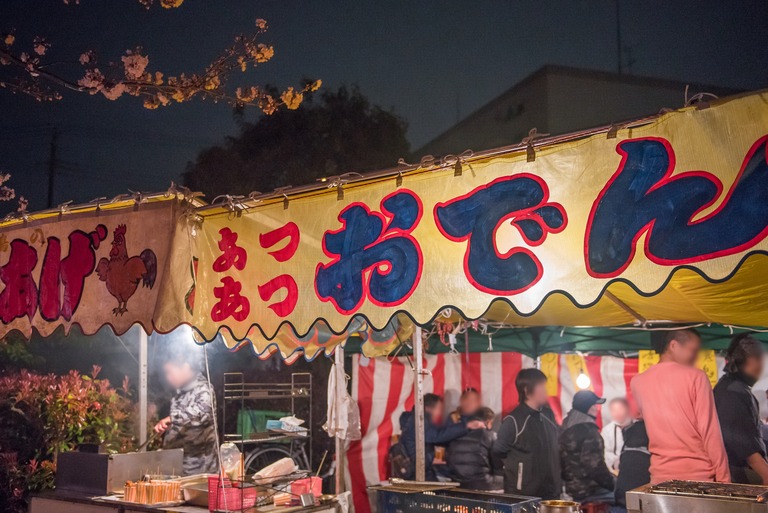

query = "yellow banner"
[638, 350, 660, 373]
[540, 352, 560, 396]
[154, 92, 768, 340]
[0, 197, 183, 337]
[697, 349, 719, 387]
[638, 349, 718, 387]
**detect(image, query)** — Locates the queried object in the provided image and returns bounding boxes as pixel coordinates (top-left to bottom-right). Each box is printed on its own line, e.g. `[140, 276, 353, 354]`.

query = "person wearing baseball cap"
[559, 390, 616, 503]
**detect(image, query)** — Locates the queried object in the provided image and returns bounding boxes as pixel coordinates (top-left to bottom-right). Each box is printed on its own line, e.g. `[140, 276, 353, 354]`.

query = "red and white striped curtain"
[345, 352, 728, 513]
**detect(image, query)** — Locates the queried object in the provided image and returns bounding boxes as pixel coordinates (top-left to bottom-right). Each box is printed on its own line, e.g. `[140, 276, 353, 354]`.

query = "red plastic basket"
[207, 476, 257, 512]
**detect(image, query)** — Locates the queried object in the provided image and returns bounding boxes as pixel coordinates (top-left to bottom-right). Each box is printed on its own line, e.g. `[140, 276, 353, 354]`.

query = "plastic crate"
[207, 476, 258, 512]
[236, 409, 289, 437]
[377, 488, 539, 513]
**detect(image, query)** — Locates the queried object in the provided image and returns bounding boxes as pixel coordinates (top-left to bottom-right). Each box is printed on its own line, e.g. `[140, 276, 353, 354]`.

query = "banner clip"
[272, 186, 293, 210]
[607, 122, 630, 139]
[441, 150, 474, 177]
[522, 128, 549, 162]
[57, 200, 73, 217]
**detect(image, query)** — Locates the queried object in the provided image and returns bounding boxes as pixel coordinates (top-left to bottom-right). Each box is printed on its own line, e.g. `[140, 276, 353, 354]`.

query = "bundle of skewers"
[123, 478, 181, 504]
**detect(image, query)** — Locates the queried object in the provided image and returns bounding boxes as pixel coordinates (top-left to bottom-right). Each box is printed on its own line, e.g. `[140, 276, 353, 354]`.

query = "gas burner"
[650, 480, 768, 503]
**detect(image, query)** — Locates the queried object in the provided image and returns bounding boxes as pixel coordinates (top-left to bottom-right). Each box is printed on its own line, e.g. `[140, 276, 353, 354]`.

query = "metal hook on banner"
[606, 122, 632, 140]
[211, 194, 246, 218]
[57, 200, 73, 216]
[166, 182, 203, 204]
[441, 149, 475, 177]
[395, 158, 410, 187]
[272, 186, 293, 210]
[322, 173, 362, 201]
[89, 196, 107, 214]
[684, 85, 718, 110]
[522, 128, 550, 162]
[129, 190, 147, 211]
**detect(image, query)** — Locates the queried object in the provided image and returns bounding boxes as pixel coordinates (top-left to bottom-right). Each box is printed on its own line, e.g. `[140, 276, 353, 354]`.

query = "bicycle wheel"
[244, 445, 293, 475]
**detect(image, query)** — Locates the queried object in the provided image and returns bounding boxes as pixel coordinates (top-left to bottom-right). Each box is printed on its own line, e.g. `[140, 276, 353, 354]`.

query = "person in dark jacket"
[399, 393, 483, 481]
[714, 334, 768, 484]
[448, 407, 502, 490]
[614, 420, 651, 507]
[450, 388, 482, 423]
[493, 369, 561, 499]
[560, 390, 615, 503]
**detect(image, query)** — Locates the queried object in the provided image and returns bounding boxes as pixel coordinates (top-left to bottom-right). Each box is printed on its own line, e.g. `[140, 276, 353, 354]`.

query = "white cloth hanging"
[323, 348, 361, 441]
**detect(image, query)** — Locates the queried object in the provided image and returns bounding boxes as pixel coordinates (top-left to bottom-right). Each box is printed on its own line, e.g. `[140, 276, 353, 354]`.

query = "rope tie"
[522, 128, 549, 162]
[441, 149, 475, 177]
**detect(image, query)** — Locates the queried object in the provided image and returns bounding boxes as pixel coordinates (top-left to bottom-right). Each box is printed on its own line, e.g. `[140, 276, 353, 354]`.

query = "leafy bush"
[0, 366, 136, 512]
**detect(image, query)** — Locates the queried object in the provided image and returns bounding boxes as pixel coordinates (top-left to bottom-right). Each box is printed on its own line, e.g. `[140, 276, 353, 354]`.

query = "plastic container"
[207, 476, 257, 512]
[292, 476, 322, 498]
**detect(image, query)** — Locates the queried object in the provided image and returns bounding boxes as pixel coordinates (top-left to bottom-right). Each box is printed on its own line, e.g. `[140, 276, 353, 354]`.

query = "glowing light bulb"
[576, 371, 591, 390]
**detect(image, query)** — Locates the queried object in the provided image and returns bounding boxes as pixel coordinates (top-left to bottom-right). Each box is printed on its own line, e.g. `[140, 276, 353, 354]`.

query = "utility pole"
[615, 0, 622, 75]
[46, 126, 59, 208]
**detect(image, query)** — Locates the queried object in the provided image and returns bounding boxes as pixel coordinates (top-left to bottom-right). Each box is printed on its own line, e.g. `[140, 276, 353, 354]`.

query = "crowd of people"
[393, 329, 768, 511]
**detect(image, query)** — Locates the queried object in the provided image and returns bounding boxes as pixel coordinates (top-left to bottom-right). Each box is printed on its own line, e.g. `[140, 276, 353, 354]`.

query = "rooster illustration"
[96, 224, 157, 315]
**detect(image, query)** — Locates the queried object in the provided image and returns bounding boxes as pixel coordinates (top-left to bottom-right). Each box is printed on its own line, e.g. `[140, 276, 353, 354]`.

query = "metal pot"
[539, 500, 581, 513]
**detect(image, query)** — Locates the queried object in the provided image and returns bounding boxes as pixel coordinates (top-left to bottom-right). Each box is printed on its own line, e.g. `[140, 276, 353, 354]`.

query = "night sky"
[1, 0, 767, 212]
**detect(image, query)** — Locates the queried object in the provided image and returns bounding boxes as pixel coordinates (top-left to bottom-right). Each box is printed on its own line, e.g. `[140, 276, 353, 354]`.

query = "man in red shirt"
[631, 328, 730, 483]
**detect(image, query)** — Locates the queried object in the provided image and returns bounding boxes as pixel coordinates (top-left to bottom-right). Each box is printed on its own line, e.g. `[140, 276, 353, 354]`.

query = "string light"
[576, 370, 591, 390]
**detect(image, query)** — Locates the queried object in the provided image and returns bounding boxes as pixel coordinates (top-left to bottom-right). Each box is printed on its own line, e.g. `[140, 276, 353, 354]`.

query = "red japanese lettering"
[259, 222, 300, 262]
[213, 228, 247, 272]
[0, 240, 39, 323]
[39, 226, 107, 321]
[257, 274, 298, 317]
[211, 276, 250, 322]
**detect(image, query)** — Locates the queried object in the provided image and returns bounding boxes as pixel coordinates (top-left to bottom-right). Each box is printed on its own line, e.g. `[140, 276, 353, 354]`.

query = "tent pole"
[413, 326, 426, 481]
[334, 346, 346, 494]
[604, 291, 647, 325]
[138, 328, 148, 449]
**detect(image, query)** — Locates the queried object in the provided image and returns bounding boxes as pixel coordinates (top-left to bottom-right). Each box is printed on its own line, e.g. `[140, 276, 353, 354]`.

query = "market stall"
[1, 89, 768, 512]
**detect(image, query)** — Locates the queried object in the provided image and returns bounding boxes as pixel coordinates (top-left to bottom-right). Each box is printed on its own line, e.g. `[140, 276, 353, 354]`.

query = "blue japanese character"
[435, 175, 565, 294]
[316, 190, 423, 313]
[586, 136, 768, 277]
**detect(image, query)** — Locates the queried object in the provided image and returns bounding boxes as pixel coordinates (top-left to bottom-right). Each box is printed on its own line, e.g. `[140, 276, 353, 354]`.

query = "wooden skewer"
[315, 450, 328, 478]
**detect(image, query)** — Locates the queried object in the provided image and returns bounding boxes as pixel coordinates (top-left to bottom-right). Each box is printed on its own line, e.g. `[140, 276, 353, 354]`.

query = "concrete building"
[416, 65, 741, 157]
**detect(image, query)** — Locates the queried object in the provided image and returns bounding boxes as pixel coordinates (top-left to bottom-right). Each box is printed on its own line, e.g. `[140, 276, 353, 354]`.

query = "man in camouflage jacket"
[155, 358, 219, 476]
[559, 391, 616, 502]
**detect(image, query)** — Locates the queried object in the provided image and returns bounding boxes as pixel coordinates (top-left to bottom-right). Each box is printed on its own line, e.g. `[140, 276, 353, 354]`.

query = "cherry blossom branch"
[1, 16, 319, 113]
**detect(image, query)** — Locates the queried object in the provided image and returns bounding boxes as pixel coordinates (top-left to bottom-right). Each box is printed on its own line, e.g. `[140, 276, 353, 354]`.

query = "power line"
[46, 127, 58, 209]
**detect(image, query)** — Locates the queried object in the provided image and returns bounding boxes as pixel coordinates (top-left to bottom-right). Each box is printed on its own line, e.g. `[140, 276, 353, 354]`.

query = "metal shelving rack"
[222, 372, 313, 471]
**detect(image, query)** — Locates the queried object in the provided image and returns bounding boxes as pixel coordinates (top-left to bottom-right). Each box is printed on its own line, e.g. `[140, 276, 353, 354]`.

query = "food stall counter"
[29, 489, 339, 513]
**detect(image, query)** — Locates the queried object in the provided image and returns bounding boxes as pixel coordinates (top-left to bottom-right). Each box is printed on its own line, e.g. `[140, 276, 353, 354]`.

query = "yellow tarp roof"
[1, 91, 768, 360]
